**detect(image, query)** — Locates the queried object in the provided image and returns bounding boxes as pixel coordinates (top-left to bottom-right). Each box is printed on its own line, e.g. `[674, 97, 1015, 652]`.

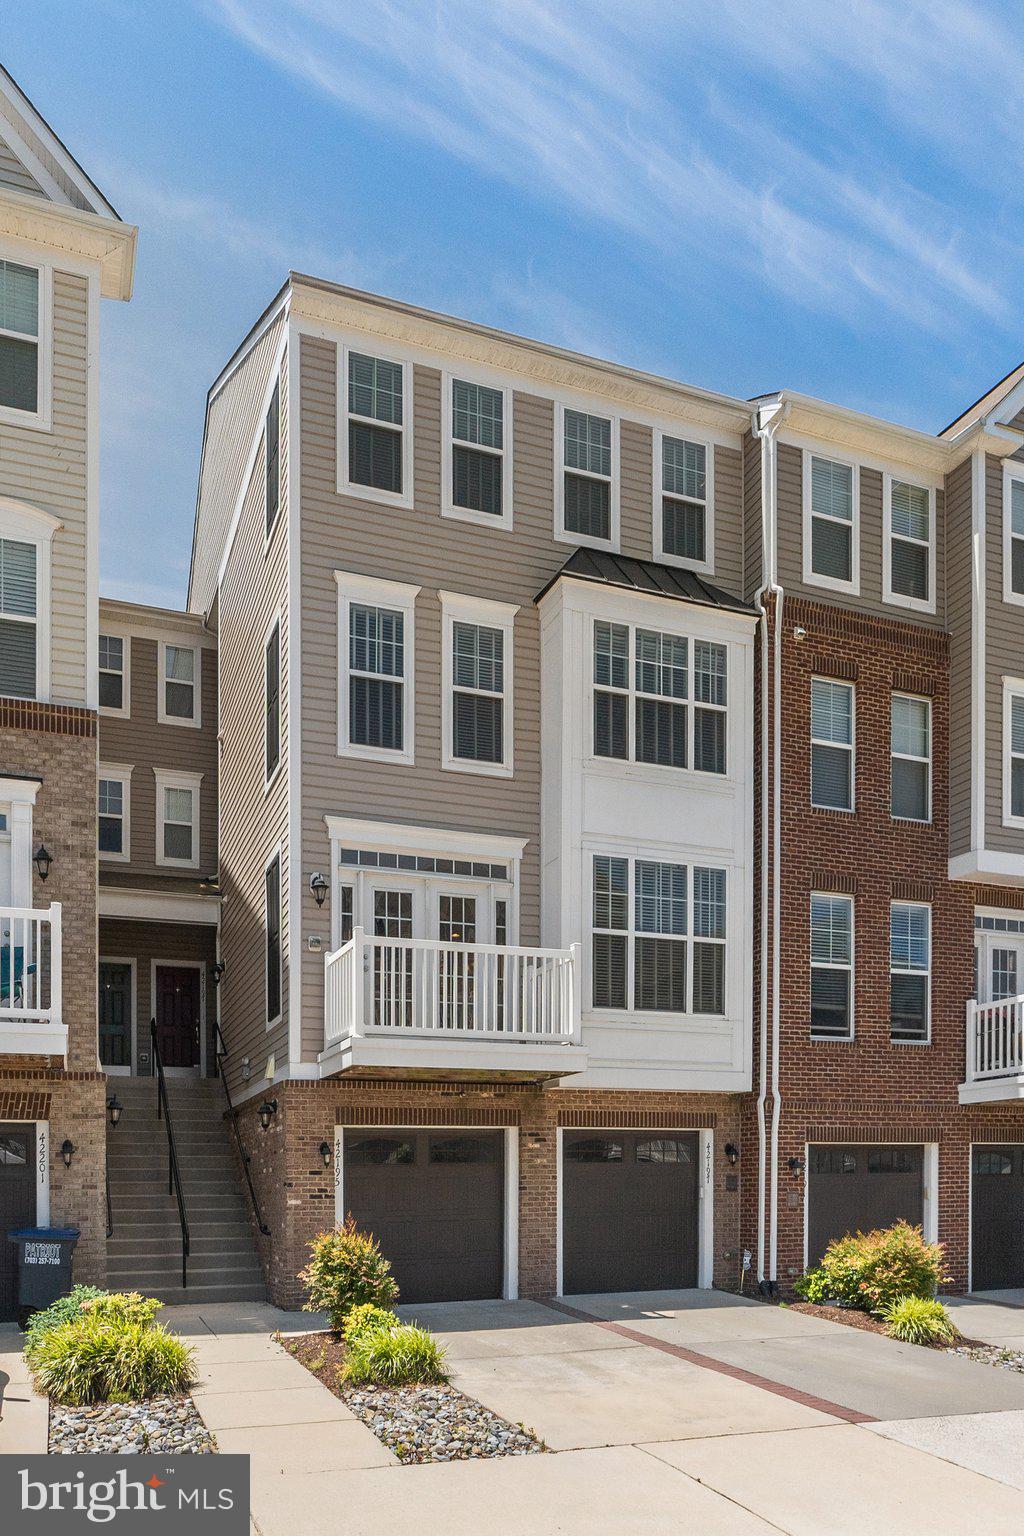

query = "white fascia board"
[0, 186, 136, 299]
[97, 887, 220, 924]
[324, 815, 528, 863]
[948, 850, 1024, 887]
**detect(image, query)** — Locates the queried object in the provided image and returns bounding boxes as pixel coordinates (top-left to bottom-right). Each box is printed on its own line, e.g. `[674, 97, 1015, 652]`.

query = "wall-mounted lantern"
[34, 843, 52, 882]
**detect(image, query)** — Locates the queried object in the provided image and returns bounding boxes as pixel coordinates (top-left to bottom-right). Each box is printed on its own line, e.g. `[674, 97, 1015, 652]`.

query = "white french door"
[977, 935, 1024, 1003]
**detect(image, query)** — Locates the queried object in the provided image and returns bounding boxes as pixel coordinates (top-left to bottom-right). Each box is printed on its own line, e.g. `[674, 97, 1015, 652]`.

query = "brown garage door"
[972, 1144, 1024, 1291]
[807, 1144, 924, 1268]
[0, 1125, 37, 1320]
[343, 1129, 504, 1303]
[562, 1130, 699, 1294]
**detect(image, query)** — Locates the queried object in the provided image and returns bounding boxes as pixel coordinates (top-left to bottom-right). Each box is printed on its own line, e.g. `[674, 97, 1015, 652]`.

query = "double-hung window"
[265, 380, 280, 537]
[98, 634, 128, 715]
[265, 852, 282, 1025]
[810, 894, 853, 1039]
[591, 855, 726, 1015]
[155, 770, 201, 868]
[98, 767, 131, 861]
[342, 349, 408, 500]
[890, 902, 930, 1042]
[656, 433, 711, 571]
[441, 592, 516, 774]
[0, 258, 47, 421]
[593, 621, 727, 775]
[805, 453, 857, 591]
[1004, 681, 1024, 825]
[811, 678, 854, 810]
[891, 694, 930, 822]
[559, 407, 615, 544]
[1004, 471, 1024, 605]
[265, 619, 281, 781]
[159, 643, 200, 726]
[446, 378, 509, 525]
[336, 573, 418, 764]
[0, 536, 37, 698]
[885, 477, 933, 609]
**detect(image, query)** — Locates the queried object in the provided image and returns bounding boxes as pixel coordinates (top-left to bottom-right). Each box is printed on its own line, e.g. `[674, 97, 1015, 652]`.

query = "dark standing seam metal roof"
[534, 548, 759, 616]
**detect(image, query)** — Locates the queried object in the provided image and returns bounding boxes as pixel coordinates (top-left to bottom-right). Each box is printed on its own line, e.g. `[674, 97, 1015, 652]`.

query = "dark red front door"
[154, 966, 200, 1069]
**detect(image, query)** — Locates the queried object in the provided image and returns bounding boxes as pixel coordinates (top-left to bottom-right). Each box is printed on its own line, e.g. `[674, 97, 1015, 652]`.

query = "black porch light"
[724, 1142, 739, 1167]
[258, 1099, 278, 1132]
[787, 1155, 805, 1180]
[107, 1095, 123, 1129]
[60, 1138, 75, 1168]
[212, 960, 226, 987]
[309, 871, 329, 909]
[319, 1140, 333, 1169]
[33, 843, 52, 882]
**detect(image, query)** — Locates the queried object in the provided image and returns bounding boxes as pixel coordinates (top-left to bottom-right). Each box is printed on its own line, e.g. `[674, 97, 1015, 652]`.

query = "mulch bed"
[785, 1300, 986, 1350]
[49, 1395, 215, 1454]
[282, 1331, 544, 1464]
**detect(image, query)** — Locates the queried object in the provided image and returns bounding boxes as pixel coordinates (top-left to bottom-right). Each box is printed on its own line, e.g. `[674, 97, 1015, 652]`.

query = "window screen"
[0, 259, 39, 413]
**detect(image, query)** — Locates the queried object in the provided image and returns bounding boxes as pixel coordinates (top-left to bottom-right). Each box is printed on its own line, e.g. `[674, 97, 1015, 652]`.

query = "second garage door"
[343, 1129, 505, 1303]
[562, 1130, 699, 1294]
[972, 1144, 1024, 1291]
[807, 1144, 924, 1268]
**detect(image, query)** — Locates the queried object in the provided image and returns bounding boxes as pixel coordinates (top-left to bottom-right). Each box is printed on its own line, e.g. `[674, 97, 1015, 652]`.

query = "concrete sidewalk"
[0, 1329, 47, 1455]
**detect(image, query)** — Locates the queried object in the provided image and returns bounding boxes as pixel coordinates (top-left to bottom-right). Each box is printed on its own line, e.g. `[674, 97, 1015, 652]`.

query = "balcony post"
[351, 927, 366, 1037]
[965, 999, 974, 1082]
[48, 902, 62, 1028]
[568, 943, 580, 1044]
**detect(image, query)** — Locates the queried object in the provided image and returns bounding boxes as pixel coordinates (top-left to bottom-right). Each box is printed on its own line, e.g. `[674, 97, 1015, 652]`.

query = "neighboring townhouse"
[0, 66, 135, 1314]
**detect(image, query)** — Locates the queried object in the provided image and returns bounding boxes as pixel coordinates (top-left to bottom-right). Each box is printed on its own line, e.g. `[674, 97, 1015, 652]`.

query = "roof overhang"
[0, 187, 136, 299]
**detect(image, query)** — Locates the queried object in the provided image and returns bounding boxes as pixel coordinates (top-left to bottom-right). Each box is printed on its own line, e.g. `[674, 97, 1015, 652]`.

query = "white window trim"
[157, 640, 201, 729]
[882, 474, 936, 615]
[891, 692, 932, 824]
[98, 762, 132, 864]
[439, 590, 518, 779]
[335, 342, 415, 510]
[98, 631, 130, 719]
[652, 428, 715, 576]
[264, 610, 282, 791]
[554, 401, 620, 551]
[1002, 466, 1024, 610]
[810, 676, 856, 813]
[265, 843, 283, 1030]
[802, 450, 860, 597]
[890, 900, 932, 1045]
[441, 370, 514, 531]
[809, 892, 854, 1042]
[335, 570, 420, 766]
[0, 254, 52, 433]
[0, 496, 59, 704]
[1003, 676, 1024, 828]
[154, 767, 202, 870]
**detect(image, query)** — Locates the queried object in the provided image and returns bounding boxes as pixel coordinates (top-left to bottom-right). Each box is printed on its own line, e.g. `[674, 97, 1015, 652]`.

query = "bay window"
[593, 620, 727, 775]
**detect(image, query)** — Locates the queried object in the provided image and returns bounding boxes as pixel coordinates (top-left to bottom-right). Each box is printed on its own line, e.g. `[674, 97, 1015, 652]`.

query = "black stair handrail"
[214, 1020, 270, 1236]
[150, 1018, 190, 1288]
[105, 1156, 113, 1240]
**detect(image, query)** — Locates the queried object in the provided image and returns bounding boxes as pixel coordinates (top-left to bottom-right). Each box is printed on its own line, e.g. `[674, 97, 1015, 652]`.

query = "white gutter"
[751, 398, 789, 1285]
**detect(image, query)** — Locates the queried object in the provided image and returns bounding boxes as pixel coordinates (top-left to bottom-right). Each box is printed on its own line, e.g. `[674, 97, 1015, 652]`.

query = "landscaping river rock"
[949, 1344, 1024, 1374]
[342, 1383, 543, 1463]
[50, 1395, 215, 1454]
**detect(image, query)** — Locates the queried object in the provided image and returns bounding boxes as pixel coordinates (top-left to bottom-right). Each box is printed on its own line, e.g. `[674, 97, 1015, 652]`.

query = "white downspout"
[752, 398, 789, 1285]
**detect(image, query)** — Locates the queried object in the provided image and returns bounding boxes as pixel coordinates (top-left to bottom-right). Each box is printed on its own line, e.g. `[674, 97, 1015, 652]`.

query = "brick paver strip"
[540, 1299, 877, 1425]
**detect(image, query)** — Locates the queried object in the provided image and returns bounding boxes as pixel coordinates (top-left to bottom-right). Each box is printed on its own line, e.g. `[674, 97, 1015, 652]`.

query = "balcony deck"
[0, 903, 65, 1057]
[320, 929, 587, 1079]
[960, 995, 1024, 1103]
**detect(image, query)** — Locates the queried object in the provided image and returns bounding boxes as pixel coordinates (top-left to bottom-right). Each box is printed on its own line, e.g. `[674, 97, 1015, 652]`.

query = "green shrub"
[29, 1317, 195, 1406]
[795, 1222, 948, 1315]
[342, 1322, 447, 1387]
[24, 1285, 105, 1347]
[300, 1218, 399, 1331]
[881, 1295, 961, 1346]
[78, 1292, 162, 1329]
[341, 1304, 399, 1343]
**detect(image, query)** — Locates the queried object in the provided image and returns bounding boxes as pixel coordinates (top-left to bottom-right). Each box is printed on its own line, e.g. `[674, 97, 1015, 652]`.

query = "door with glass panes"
[976, 935, 1024, 1005]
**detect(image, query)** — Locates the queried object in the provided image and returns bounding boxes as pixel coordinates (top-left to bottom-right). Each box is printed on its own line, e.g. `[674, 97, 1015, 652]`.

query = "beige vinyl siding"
[98, 918, 218, 1075]
[742, 430, 763, 601]
[620, 419, 652, 557]
[776, 441, 945, 626]
[190, 311, 284, 616]
[0, 96, 93, 210]
[945, 457, 974, 857]
[985, 452, 1024, 852]
[0, 134, 44, 196]
[714, 444, 743, 597]
[97, 634, 218, 883]
[217, 349, 290, 1092]
[0, 270, 89, 702]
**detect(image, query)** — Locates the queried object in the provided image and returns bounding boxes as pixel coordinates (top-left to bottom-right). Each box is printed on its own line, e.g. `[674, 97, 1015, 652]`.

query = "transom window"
[160, 644, 199, 725]
[891, 694, 930, 822]
[561, 408, 614, 543]
[593, 621, 727, 774]
[345, 351, 405, 497]
[811, 678, 854, 810]
[98, 634, 127, 714]
[810, 894, 853, 1040]
[890, 902, 930, 1042]
[0, 536, 36, 699]
[0, 259, 40, 415]
[449, 379, 506, 522]
[886, 478, 932, 608]
[658, 435, 710, 568]
[806, 454, 856, 588]
[591, 854, 726, 1016]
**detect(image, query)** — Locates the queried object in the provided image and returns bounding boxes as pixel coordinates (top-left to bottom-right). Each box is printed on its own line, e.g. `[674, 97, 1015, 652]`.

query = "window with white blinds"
[810, 893, 853, 1039]
[591, 854, 726, 1015]
[344, 350, 406, 498]
[810, 678, 854, 810]
[451, 621, 504, 765]
[886, 478, 932, 608]
[0, 536, 37, 698]
[1005, 684, 1024, 824]
[593, 620, 727, 774]
[806, 454, 856, 589]
[561, 408, 614, 543]
[890, 902, 930, 1042]
[657, 434, 710, 569]
[159, 643, 199, 726]
[349, 603, 405, 753]
[448, 378, 507, 523]
[156, 776, 200, 867]
[1004, 475, 1024, 604]
[891, 694, 930, 822]
[0, 259, 40, 415]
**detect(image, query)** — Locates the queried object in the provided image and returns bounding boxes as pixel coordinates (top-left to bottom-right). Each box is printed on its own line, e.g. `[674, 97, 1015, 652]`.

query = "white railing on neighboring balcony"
[966, 995, 1024, 1082]
[324, 928, 579, 1050]
[0, 903, 62, 1025]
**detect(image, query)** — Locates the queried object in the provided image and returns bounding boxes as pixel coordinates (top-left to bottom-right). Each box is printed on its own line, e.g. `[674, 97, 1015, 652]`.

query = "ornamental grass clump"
[880, 1295, 961, 1347]
[28, 1316, 194, 1406]
[794, 1221, 949, 1315]
[300, 1218, 399, 1331]
[342, 1319, 448, 1387]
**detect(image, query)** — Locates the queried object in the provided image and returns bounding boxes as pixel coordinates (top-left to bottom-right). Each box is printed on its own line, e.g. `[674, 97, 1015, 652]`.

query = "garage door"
[562, 1130, 699, 1294]
[807, 1144, 923, 1268]
[972, 1145, 1024, 1291]
[342, 1129, 504, 1303]
[0, 1125, 37, 1320]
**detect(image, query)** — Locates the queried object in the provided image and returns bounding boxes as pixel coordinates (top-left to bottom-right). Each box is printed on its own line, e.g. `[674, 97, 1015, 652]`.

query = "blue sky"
[6, 1, 1024, 608]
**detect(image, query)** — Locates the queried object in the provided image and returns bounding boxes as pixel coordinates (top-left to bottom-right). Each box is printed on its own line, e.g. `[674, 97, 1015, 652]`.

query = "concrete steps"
[105, 1078, 267, 1305]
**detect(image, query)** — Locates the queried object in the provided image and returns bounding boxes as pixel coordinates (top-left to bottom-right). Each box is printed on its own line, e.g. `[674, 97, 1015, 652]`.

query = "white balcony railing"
[324, 928, 580, 1054]
[0, 903, 62, 1033]
[966, 995, 1024, 1085]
